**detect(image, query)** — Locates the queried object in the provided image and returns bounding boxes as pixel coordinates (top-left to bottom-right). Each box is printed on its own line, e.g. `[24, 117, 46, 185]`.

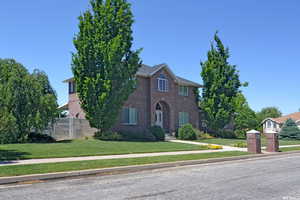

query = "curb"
[1, 150, 300, 185]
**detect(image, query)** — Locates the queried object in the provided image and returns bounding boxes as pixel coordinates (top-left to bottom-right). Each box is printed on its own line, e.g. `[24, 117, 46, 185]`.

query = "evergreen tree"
[279, 118, 300, 140]
[72, 0, 142, 133]
[200, 32, 245, 136]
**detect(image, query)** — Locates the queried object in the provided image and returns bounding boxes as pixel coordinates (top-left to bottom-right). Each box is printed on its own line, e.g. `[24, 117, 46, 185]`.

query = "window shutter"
[166, 79, 169, 91]
[129, 108, 137, 125]
[122, 108, 129, 124]
[157, 79, 160, 90]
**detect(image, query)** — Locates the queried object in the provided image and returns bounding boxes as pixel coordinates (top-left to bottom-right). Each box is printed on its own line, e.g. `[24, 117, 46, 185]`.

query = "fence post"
[247, 130, 261, 154]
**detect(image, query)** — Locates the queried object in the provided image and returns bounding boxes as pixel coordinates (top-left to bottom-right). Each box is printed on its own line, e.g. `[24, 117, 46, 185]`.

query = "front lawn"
[196, 138, 300, 147]
[280, 146, 300, 152]
[0, 151, 249, 177]
[0, 139, 209, 161]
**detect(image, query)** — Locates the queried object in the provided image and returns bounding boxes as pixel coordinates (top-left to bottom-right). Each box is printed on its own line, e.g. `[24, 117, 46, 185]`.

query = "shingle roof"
[63, 64, 202, 87]
[270, 112, 300, 124]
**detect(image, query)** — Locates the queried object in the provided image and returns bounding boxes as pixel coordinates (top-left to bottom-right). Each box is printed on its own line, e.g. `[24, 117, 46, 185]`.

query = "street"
[1, 153, 300, 200]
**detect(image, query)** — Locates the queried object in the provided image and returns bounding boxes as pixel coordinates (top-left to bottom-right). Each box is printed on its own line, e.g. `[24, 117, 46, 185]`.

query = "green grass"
[0, 139, 209, 161]
[280, 146, 300, 152]
[0, 151, 249, 177]
[196, 138, 300, 147]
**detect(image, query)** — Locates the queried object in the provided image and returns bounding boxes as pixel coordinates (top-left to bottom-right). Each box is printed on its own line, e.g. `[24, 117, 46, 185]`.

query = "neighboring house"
[262, 112, 300, 133]
[63, 64, 202, 134]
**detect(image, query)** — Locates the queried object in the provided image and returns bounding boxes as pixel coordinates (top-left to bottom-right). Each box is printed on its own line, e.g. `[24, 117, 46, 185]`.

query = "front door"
[155, 110, 163, 128]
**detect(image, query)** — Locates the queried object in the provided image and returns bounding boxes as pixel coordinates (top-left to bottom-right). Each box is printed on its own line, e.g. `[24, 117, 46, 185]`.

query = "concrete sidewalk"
[0, 148, 236, 166]
[169, 139, 247, 151]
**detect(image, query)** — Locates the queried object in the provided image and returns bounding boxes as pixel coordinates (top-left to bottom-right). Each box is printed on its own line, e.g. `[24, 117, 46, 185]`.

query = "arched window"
[156, 103, 162, 110]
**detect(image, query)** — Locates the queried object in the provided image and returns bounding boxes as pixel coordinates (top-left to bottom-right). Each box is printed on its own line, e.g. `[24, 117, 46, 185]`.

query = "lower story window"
[122, 107, 138, 125]
[179, 112, 189, 127]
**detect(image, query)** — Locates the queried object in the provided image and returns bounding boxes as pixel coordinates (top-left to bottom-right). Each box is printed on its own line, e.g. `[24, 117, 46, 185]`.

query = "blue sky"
[0, 0, 299, 114]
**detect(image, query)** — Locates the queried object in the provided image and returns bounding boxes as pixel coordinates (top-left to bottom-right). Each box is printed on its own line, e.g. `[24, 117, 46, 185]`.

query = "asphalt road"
[1, 153, 300, 200]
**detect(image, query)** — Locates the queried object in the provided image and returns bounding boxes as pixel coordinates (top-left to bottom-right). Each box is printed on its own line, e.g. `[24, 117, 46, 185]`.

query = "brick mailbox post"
[247, 130, 261, 154]
[265, 130, 279, 152]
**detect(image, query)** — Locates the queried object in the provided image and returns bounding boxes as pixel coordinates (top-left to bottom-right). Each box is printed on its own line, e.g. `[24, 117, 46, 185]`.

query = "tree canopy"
[0, 59, 58, 144]
[256, 107, 282, 123]
[233, 93, 259, 138]
[200, 32, 245, 136]
[72, 0, 142, 133]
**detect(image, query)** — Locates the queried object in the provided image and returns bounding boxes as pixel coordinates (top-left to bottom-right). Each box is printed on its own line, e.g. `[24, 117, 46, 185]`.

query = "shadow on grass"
[0, 150, 30, 162]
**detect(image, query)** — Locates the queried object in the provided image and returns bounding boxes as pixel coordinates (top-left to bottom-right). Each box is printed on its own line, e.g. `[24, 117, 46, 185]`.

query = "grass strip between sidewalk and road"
[196, 138, 300, 147]
[280, 146, 300, 152]
[0, 151, 249, 177]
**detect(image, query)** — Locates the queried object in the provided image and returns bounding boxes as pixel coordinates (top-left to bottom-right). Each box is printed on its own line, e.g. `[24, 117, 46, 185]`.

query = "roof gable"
[63, 63, 203, 88]
[262, 112, 300, 124]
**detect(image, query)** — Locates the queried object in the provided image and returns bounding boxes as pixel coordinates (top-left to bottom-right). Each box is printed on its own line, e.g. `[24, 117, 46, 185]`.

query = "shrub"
[234, 129, 247, 139]
[178, 124, 197, 140]
[279, 118, 300, 140]
[149, 126, 165, 141]
[233, 142, 247, 148]
[28, 132, 55, 143]
[219, 130, 236, 139]
[195, 130, 215, 139]
[94, 131, 123, 141]
[120, 131, 156, 142]
[95, 130, 156, 142]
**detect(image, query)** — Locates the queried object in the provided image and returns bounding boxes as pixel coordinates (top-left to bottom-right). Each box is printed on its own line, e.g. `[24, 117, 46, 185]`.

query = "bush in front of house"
[95, 130, 156, 142]
[120, 131, 156, 142]
[279, 118, 300, 140]
[178, 124, 197, 140]
[195, 129, 214, 139]
[94, 131, 124, 141]
[233, 129, 247, 139]
[149, 126, 165, 141]
[218, 130, 236, 139]
[28, 132, 56, 143]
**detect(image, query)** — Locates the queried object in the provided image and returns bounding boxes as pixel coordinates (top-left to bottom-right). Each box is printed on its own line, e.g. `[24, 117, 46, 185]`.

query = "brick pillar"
[247, 130, 261, 154]
[265, 130, 279, 152]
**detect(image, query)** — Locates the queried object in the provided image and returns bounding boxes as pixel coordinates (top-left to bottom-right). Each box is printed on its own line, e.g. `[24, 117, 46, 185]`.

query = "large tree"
[0, 59, 58, 143]
[72, 0, 142, 133]
[233, 93, 259, 138]
[256, 107, 282, 123]
[200, 33, 245, 135]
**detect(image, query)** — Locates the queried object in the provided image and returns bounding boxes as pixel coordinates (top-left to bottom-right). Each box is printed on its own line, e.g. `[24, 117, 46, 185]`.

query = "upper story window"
[157, 74, 168, 92]
[179, 85, 189, 96]
[69, 81, 76, 94]
[267, 120, 272, 128]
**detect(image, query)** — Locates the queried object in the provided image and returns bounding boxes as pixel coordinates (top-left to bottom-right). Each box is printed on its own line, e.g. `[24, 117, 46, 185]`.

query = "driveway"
[1, 153, 300, 200]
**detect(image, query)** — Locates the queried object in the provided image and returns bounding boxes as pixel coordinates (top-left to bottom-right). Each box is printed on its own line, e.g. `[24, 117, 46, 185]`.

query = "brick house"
[63, 64, 202, 134]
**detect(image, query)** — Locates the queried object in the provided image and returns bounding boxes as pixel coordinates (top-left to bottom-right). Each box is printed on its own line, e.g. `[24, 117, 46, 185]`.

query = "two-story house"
[63, 64, 202, 134]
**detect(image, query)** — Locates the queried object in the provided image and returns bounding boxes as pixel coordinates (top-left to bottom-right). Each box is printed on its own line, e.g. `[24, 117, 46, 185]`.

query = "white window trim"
[179, 85, 189, 96]
[122, 107, 138, 125]
[157, 78, 168, 92]
[179, 112, 189, 127]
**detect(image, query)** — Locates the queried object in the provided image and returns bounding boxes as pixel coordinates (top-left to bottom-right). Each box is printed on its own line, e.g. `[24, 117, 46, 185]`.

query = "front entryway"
[155, 103, 163, 128]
